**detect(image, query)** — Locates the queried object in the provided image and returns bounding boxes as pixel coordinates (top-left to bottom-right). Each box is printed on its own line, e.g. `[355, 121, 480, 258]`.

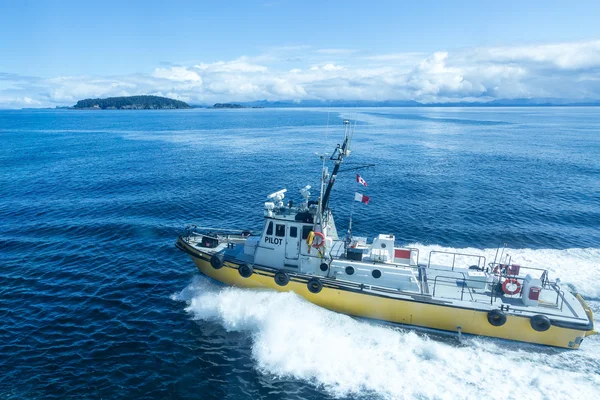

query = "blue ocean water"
[1, 107, 599, 399]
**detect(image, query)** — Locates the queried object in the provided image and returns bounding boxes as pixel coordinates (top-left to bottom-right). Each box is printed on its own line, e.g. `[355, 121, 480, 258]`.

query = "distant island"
[73, 95, 190, 110]
[211, 103, 264, 109]
[212, 103, 244, 109]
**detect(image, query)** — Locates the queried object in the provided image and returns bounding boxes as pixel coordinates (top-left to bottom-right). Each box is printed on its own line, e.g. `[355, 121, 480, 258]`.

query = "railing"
[550, 284, 566, 312]
[427, 250, 486, 271]
[488, 262, 551, 283]
[425, 252, 569, 312]
[329, 240, 346, 260]
[431, 274, 476, 301]
[183, 225, 253, 247]
[486, 275, 565, 311]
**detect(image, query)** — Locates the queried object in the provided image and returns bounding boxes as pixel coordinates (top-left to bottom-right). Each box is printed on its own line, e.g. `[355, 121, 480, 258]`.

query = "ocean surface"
[1, 107, 599, 399]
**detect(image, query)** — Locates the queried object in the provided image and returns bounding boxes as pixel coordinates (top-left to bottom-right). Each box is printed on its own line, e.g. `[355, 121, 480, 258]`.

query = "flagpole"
[348, 193, 355, 243]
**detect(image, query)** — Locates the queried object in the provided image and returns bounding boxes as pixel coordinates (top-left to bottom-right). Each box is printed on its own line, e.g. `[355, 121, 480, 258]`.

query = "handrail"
[329, 240, 346, 260]
[428, 250, 486, 272]
[488, 262, 556, 287]
[187, 225, 253, 233]
[432, 274, 480, 301]
[488, 261, 549, 274]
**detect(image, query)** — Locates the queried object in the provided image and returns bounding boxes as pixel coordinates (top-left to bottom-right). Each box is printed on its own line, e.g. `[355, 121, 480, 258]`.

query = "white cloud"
[473, 41, 600, 70]
[363, 52, 426, 62]
[316, 48, 357, 55]
[322, 63, 345, 71]
[194, 58, 267, 73]
[2, 39, 600, 108]
[153, 66, 202, 82]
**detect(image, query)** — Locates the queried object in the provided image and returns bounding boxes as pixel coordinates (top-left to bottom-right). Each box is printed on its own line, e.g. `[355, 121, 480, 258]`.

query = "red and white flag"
[354, 192, 370, 204]
[356, 174, 367, 187]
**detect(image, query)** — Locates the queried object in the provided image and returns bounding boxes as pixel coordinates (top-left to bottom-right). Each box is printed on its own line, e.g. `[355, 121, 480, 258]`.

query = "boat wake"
[175, 246, 600, 400]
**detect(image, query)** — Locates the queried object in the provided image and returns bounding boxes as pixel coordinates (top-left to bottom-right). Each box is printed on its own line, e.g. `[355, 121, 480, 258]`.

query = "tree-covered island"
[73, 95, 190, 109]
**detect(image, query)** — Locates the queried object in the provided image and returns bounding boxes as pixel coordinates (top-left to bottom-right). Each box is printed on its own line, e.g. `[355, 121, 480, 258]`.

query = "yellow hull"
[179, 240, 593, 349]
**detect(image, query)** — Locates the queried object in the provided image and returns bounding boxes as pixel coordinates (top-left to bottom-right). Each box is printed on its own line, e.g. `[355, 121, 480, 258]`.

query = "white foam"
[176, 276, 600, 400]
[407, 244, 600, 299]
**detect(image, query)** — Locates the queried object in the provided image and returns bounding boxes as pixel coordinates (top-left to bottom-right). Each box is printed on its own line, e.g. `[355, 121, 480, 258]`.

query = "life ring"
[274, 271, 289, 286]
[238, 264, 253, 278]
[487, 309, 507, 327]
[210, 254, 224, 269]
[530, 315, 551, 332]
[502, 278, 521, 295]
[312, 232, 325, 248]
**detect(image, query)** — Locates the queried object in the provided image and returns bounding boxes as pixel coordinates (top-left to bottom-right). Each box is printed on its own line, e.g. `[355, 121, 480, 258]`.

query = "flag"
[356, 174, 367, 187]
[354, 192, 370, 204]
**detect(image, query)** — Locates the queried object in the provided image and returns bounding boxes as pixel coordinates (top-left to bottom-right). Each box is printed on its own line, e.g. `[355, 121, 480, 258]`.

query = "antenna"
[325, 112, 330, 149]
[300, 185, 311, 207]
[266, 189, 287, 208]
[320, 120, 352, 214]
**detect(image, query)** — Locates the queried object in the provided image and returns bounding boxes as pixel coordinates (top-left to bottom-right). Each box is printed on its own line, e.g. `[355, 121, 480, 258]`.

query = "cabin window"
[302, 225, 312, 239]
[276, 224, 285, 237]
[266, 221, 273, 235]
[289, 226, 298, 238]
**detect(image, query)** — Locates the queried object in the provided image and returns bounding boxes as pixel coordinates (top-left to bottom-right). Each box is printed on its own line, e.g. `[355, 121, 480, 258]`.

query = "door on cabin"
[285, 225, 300, 261]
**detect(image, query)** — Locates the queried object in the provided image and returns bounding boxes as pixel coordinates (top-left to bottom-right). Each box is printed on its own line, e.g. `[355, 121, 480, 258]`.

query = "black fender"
[210, 254, 224, 269]
[530, 315, 551, 332]
[238, 264, 253, 278]
[274, 271, 290, 286]
[307, 278, 323, 294]
[487, 309, 507, 327]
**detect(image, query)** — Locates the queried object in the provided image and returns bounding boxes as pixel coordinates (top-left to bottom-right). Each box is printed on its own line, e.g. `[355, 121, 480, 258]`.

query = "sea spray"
[176, 274, 600, 400]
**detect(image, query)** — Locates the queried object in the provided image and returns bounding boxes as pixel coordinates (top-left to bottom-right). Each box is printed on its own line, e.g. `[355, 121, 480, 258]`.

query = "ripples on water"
[0, 108, 599, 399]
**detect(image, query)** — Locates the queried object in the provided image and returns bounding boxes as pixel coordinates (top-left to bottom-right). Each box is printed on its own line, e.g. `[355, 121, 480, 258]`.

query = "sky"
[1, 0, 600, 107]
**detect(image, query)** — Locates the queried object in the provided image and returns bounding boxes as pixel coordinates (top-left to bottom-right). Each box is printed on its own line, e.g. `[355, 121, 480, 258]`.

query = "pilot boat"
[176, 120, 596, 349]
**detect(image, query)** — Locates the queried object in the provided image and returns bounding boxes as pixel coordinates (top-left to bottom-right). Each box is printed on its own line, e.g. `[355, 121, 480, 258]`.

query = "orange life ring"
[502, 278, 521, 295]
[312, 231, 325, 248]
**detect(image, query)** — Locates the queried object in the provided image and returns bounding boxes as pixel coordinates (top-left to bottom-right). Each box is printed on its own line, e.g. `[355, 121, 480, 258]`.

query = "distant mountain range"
[56, 96, 600, 111]
[194, 98, 600, 108]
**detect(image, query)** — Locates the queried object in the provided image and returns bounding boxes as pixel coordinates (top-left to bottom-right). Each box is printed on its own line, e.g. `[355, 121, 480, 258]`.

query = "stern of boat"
[576, 293, 598, 337]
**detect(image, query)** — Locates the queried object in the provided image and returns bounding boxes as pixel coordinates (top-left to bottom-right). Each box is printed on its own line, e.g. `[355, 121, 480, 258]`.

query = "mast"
[321, 119, 352, 214]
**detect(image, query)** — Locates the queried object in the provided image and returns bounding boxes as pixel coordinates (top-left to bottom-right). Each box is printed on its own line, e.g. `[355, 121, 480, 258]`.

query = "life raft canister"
[502, 278, 521, 295]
